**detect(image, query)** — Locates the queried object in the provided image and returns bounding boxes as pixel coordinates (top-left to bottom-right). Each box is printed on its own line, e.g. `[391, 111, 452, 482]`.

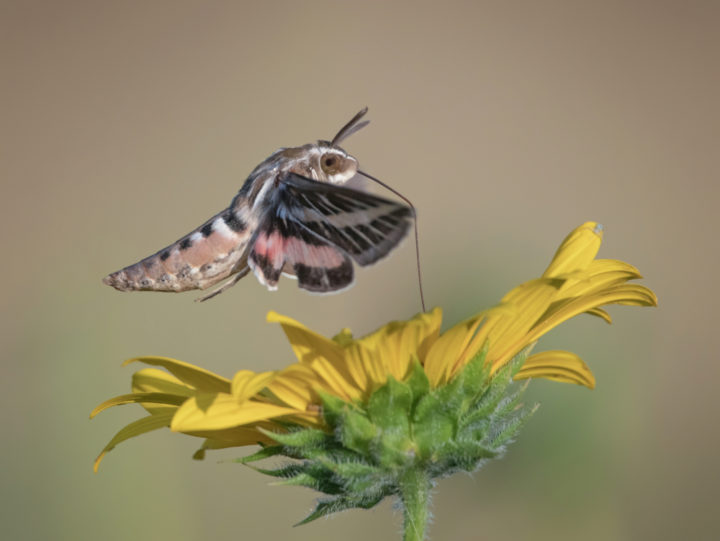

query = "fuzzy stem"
[399, 468, 430, 541]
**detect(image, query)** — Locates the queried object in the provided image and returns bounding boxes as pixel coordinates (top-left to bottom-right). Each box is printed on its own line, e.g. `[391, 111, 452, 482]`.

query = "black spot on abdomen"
[201, 222, 214, 237]
[223, 210, 247, 232]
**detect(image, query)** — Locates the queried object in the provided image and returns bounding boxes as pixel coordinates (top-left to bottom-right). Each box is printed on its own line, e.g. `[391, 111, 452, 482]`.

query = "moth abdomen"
[103, 206, 253, 293]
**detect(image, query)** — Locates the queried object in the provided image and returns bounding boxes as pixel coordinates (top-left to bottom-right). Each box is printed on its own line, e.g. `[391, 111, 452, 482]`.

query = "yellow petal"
[515, 350, 596, 389]
[266, 364, 320, 411]
[231, 370, 276, 401]
[472, 279, 564, 366]
[584, 307, 612, 324]
[306, 356, 362, 401]
[356, 308, 443, 382]
[543, 222, 603, 277]
[424, 313, 484, 387]
[90, 392, 187, 419]
[131, 368, 192, 394]
[94, 411, 174, 472]
[170, 393, 299, 432]
[123, 356, 230, 393]
[528, 284, 657, 346]
[131, 368, 196, 415]
[268, 311, 360, 399]
[342, 342, 376, 393]
[267, 311, 345, 365]
[555, 259, 644, 300]
[189, 424, 279, 450]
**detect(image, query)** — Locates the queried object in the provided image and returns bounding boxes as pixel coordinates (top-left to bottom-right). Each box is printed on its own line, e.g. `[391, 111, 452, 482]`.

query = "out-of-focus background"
[2, 1, 717, 540]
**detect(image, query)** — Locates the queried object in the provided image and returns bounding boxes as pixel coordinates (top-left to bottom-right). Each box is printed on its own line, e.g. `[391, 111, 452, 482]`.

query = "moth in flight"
[103, 108, 414, 301]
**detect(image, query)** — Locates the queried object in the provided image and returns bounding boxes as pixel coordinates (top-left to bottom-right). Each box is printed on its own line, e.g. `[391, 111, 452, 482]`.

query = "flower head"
[92, 221, 656, 531]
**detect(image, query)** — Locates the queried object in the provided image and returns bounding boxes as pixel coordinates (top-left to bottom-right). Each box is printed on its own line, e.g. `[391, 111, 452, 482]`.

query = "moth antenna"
[331, 107, 370, 146]
[358, 170, 426, 313]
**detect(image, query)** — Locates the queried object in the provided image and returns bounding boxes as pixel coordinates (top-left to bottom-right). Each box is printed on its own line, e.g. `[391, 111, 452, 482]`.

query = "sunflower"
[93, 221, 656, 540]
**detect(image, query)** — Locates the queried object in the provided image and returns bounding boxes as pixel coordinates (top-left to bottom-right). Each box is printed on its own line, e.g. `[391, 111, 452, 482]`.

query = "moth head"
[316, 107, 367, 184]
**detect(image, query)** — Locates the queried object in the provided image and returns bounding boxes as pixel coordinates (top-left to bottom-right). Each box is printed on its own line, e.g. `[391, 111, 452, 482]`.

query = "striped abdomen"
[103, 204, 253, 293]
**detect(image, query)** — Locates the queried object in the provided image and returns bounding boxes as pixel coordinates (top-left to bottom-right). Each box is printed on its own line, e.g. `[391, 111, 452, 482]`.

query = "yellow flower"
[93, 221, 656, 470]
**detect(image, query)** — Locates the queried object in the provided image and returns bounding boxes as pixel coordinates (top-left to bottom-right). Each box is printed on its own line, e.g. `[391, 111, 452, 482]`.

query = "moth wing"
[279, 173, 413, 266]
[248, 213, 354, 293]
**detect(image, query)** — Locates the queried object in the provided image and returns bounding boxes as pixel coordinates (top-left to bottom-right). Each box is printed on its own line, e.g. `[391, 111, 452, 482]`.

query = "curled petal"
[94, 411, 174, 472]
[584, 307, 612, 324]
[90, 392, 187, 419]
[123, 356, 230, 393]
[526, 284, 658, 347]
[543, 221, 603, 277]
[515, 350, 596, 389]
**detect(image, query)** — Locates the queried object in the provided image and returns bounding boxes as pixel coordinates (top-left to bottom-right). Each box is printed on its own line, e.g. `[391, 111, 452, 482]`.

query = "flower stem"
[399, 468, 430, 541]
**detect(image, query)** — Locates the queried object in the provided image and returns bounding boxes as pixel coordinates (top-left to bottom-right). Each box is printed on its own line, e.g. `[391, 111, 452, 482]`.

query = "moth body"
[103, 109, 413, 299]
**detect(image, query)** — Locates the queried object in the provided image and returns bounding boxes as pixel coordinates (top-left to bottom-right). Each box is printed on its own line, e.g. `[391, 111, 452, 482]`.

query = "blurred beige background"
[2, 1, 718, 540]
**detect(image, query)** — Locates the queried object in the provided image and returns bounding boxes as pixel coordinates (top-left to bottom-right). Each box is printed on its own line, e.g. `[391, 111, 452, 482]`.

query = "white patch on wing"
[213, 217, 234, 238]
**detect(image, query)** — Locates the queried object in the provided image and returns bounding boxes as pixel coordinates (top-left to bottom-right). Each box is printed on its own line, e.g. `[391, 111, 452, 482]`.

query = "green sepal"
[247, 462, 305, 479]
[489, 403, 539, 449]
[275, 470, 344, 495]
[320, 391, 356, 426]
[296, 492, 386, 526]
[466, 349, 527, 422]
[412, 393, 455, 461]
[367, 376, 414, 467]
[404, 356, 430, 405]
[436, 343, 491, 415]
[257, 426, 330, 450]
[336, 408, 377, 455]
[236, 444, 285, 464]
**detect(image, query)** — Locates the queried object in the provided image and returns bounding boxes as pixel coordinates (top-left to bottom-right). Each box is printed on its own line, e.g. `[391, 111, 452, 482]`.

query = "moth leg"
[195, 266, 251, 302]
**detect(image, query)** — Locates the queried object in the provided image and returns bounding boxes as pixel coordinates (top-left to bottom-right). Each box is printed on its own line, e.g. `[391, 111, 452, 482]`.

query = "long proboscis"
[358, 170, 426, 313]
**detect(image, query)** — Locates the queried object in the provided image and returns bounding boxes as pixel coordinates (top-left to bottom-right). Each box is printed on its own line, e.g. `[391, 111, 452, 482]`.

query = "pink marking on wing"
[284, 238, 345, 267]
[253, 232, 268, 256]
[265, 231, 286, 268]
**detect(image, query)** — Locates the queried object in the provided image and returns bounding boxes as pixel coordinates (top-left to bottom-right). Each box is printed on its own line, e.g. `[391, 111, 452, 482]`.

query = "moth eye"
[320, 153, 341, 174]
